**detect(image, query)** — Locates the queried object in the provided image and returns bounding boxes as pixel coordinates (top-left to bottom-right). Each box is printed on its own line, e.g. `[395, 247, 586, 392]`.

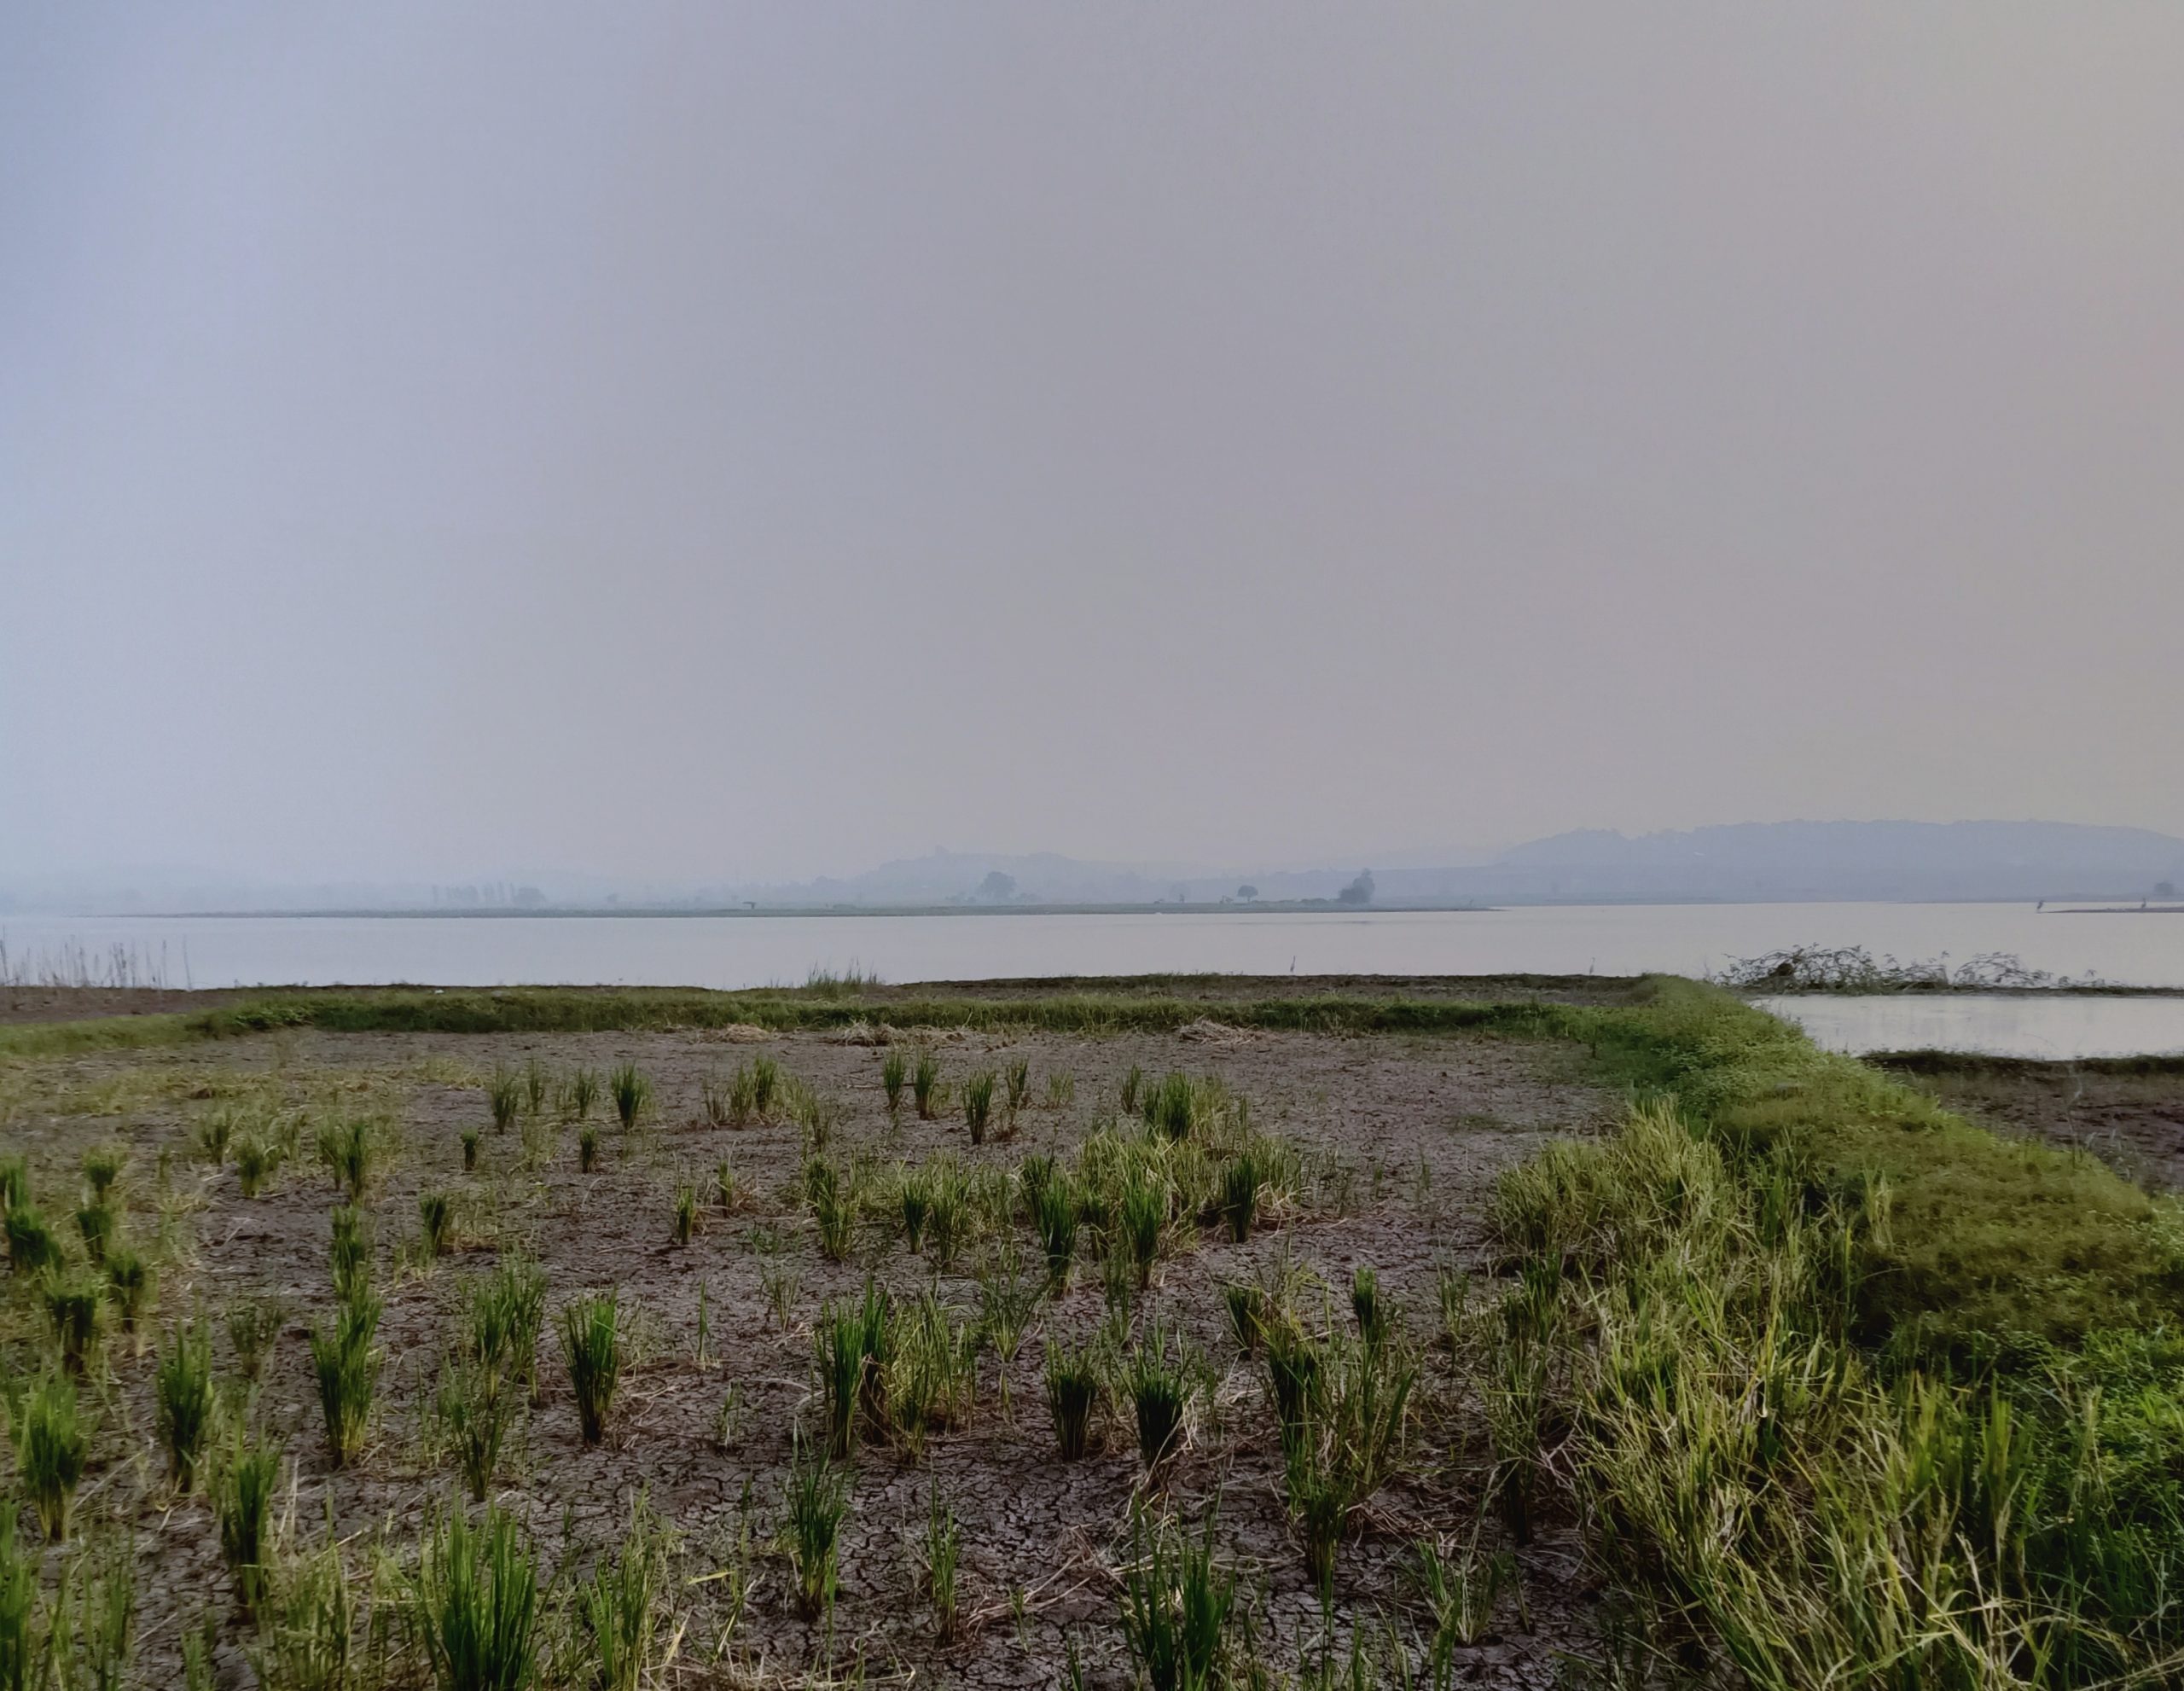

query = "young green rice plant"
[815, 1302, 866, 1459]
[977, 1246, 1037, 1413]
[671, 1181, 700, 1247]
[749, 1055, 780, 1116]
[1276, 1327, 1417, 1595]
[578, 1498, 665, 1691]
[912, 1050, 941, 1120]
[15, 1374, 88, 1540]
[1223, 1282, 1267, 1356]
[81, 1146, 125, 1203]
[310, 1290, 382, 1465]
[0, 1508, 33, 1689]
[196, 1110, 235, 1164]
[218, 1434, 281, 1616]
[923, 1482, 961, 1642]
[330, 1205, 373, 1301]
[71, 1199, 115, 1268]
[1411, 1533, 1513, 1663]
[1120, 1064, 1145, 1115]
[926, 1162, 973, 1270]
[413, 1502, 537, 1691]
[1046, 1070, 1076, 1109]
[253, 1530, 353, 1691]
[419, 1190, 455, 1258]
[564, 1066, 600, 1121]
[487, 1069, 522, 1135]
[762, 1258, 800, 1331]
[1005, 1057, 1031, 1120]
[43, 1271, 104, 1377]
[700, 1070, 733, 1128]
[609, 1062, 650, 1132]
[1128, 1324, 1199, 1479]
[578, 1124, 600, 1172]
[1122, 1176, 1166, 1291]
[713, 1155, 741, 1215]
[71, 1525, 138, 1691]
[4, 1204, 61, 1275]
[103, 1247, 152, 1334]
[468, 1256, 548, 1397]
[316, 1117, 386, 1204]
[1350, 1264, 1387, 1351]
[227, 1296, 285, 1383]
[1219, 1154, 1260, 1244]
[888, 1290, 978, 1452]
[233, 1133, 279, 1199]
[155, 1320, 218, 1493]
[963, 1070, 996, 1146]
[1102, 1238, 1138, 1319]
[1118, 1501, 1234, 1691]
[1045, 1334, 1102, 1461]
[1479, 1328, 1547, 1547]
[900, 1167, 932, 1253]
[812, 1178, 857, 1263]
[438, 1357, 514, 1504]
[1149, 1072, 1199, 1142]
[518, 1110, 557, 1173]
[1033, 1175, 1080, 1287]
[782, 1432, 849, 1624]
[561, 1292, 621, 1445]
[461, 1129, 480, 1172]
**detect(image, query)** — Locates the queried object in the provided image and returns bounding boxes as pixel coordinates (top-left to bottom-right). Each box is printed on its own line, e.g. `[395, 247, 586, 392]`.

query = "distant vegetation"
[1716, 944, 2083, 991]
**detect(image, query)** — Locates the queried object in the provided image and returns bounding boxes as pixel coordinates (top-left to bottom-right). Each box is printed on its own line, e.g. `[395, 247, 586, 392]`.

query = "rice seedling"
[713, 1155, 741, 1214]
[1275, 1327, 1417, 1594]
[419, 1190, 455, 1258]
[253, 1531, 353, 1691]
[43, 1272, 104, 1376]
[1005, 1058, 1031, 1120]
[578, 1499, 665, 1691]
[0, 1508, 33, 1689]
[1411, 1534, 1514, 1661]
[782, 1432, 849, 1624]
[330, 1205, 373, 1301]
[749, 1055, 780, 1115]
[815, 1303, 866, 1459]
[1120, 1065, 1145, 1114]
[438, 1357, 514, 1504]
[963, 1070, 996, 1145]
[195, 1111, 234, 1164]
[1045, 1334, 1102, 1461]
[853, 1278, 895, 1432]
[1223, 1282, 1267, 1355]
[977, 1246, 1037, 1412]
[813, 1179, 857, 1262]
[1219, 1153, 1260, 1243]
[15, 1374, 88, 1540]
[1350, 1264, 1387, 1351]
[1034, 1175, 1080, 1287]
[218, 1436, 282, 1616]
[310, 1290, 382, 1465]
[316, 1117, 386, 1203]
[487, 1068, 522, 1135]
[923, 1482, 961, 1641]
[462, 1129, 480, 1171]
[578, 1124, 600, 1171]
[713, 1384, 746, 1450]
[888, 1290, 979, 1452]
[155, 1320, 218, 1492]
[227, 1296, 285, 1383]
[233, 1133, 279, 1198]
[881, 1050, 906, 1116]
[609, 1061, 650, 1132]
[80, 1145, 125, 1202]
[671, 1181, 699, 1246]
[97, 1250, 150, 1347]
[1046, 1070, 1076, 1108]
[181, 1613, 217, 1691]
[926, 1162, 973, 1269]
[1103, 1239, 1138, 1319]
[1149, 1072, 1197, 1141]
[72, 1199, 116, 1266]
[1127, 1325, 1197, 1479]
[521, 1059, 549, 1117]
[3, 1204, 60, 1275]
[561, 1292, 621, 1445]
[762, 1259, 800, 1331]
[72, 1527, 137, 1691]
[468, 1256, 547, 1396]
[913, 1050, 941, 1120]
[1122, 1176, 1165, 1290]
[413, 1502, 537, 1691]
[900, 1168, 932, 1252]
[564, 1066, 600, 1121]
[700, 1070, 733, 1128]
[1118, 1501, 1234, 1691]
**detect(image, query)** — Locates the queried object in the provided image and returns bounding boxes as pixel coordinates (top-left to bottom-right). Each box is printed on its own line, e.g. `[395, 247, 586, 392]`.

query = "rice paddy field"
[3, 973, 2182, 1689]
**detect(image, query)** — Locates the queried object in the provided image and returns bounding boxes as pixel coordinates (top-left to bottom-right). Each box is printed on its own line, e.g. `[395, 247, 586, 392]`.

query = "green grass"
[14, 1374, 88, 1541]
[104, 1245, 152, 1332]
[1126, 1324, 1197, 1476]
[881, 1049, 906, 1115]
[5, 1205, 62, 1276]
[419, 1190, 454, 1258]
[963, 1069, 996, 1145]
[468, 1257, 546, 1394]
[922, 1482, 961, 1641]
[413, 1503, 537, 1691]
[486, 1067, 521, 1134]
[782, 1432, 848, 1624]
[1045, 1334, 1101, 1461]
[309, 1291, 382, 1465]
[438, 1357, 513, 1505]
[1118, 1502, 1234, 1691]
[671, 1181, 699, 1247]
[218, 1435, 282, 1616]
[42, 1271, 104, 1376]
[562, 1066, 600, 1120]
[561, 1293, 621, 1446]
[578, 1500, 663, 1691]
[315, 1116, 387, 1204]
[608, 1062, 650, 1131]
[154, 1322, 217, 1493]
[912, 1049, 940, 1119]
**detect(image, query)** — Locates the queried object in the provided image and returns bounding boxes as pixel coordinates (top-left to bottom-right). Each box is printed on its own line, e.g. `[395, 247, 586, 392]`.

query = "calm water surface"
[1756, 994, 2184, 1060]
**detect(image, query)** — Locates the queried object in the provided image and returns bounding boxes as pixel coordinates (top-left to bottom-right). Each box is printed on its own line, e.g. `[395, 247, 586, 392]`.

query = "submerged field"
[3, 975, 2182, 1688]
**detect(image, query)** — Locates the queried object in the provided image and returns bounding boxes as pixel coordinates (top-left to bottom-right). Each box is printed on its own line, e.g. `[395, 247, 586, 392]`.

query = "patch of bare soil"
[1876, 1059, 2184, 1191]
[7, 1023, 1619, 1688]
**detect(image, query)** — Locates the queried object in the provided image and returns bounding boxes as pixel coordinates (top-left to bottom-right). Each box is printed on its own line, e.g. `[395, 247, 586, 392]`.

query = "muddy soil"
[5, 1022, 1619, 1688]
[1873, 1057, 2184, 1191]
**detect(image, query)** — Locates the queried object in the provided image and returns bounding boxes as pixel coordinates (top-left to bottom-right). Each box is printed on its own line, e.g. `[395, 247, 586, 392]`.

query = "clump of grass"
[1274, 1324, 1416, 1595]
[609, 1062, 650, 1132]
[419, 1190, 455, 1258]
[808, 1158, 856, 1262]
[330, 1204, 373, 1301]
[15, 1373, 89, 1540]
[926, 1163, 972, 1270]
[671, 1182, 699, 1247]
[1120, 1065, 1144, 1114]
[1005, 1059, 1031, 1122]
[1219, 1154, 1259, 1243]
[1121, 1176, 1165, 1290]
[1223, 1282, 1267, 1355]
[196, 1112, 234, 1164]
[1148, 1072, 1196, 1141]
[1127, 1325, 1197, 1478]
[227, 1296, 285, 1383]
[81, 1146, 125, 1202]
[816, 1302, 866, 1460]
[1046, 1071, 1076, 1108]
[1351, 1264, 1388, 1351]
[1034, 1175, 1080, 1287]
[74, 1200, 118, 1265]
[1412, 1533, 1514, 1661]
[749, 1055, 780, 1116]
[43, 1270, 104, 1376]
[564, 1066, 600, 1120]
[713, 1155, 741, 1215]
[888, 1290, 979, 1452]
[310, 1290, 382, 1465]
[913, 1050, 941, 1120]
[104, 1245, 152, 1333]
[963, 1070, 996, 1145]
[578, 1499, 665, 1691]
[315, 1117, 386, 1204]
[923, 1483, 961, 1641]
[1118, 1502, 1234, 1691]
[255, 1530, 353, 1691]
[700, 1070, 735, 1128]
[413, 1502, 537, 1691]
[0, 1508, 34, 1683]
[462, 1129, 480, 1172]
[218, 1435, 282, 1616]
[578, 1124, 600, 1172]
[881, 1050, 906, 1116]
[561, 1292, 621, 1445]
[1045, 1334, 1102, 1461]
[5, 1204, 61, 1274]
[155, 1321, 218, 1493]
[900, 1169, 932, 1253]
[232, 1133, 280, 1199]
[783, 1432, 849, 1624]
[468, 1256, 548, 1397]
[487, 1068, 522, 1135]
[439, 1357, 514, 1504]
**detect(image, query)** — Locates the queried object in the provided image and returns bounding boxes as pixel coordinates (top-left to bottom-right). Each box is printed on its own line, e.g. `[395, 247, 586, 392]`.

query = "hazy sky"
[5, 5, 2181, 885]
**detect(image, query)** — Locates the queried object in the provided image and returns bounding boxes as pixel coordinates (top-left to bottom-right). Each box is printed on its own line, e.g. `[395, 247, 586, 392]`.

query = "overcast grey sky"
[4, 4, 2181, 885]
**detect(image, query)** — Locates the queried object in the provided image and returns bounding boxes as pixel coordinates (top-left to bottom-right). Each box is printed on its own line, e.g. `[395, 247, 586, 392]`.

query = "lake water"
[3, 901, 2180, 993]
[1756, 994, 2184, 1060]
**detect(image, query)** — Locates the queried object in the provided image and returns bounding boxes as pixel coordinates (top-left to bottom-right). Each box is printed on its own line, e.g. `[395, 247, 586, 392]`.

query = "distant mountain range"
[7, 822, 2181, 914]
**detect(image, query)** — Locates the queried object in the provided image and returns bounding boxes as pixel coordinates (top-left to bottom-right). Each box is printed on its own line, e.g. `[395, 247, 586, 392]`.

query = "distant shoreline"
[101, 900, 1501, 921]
